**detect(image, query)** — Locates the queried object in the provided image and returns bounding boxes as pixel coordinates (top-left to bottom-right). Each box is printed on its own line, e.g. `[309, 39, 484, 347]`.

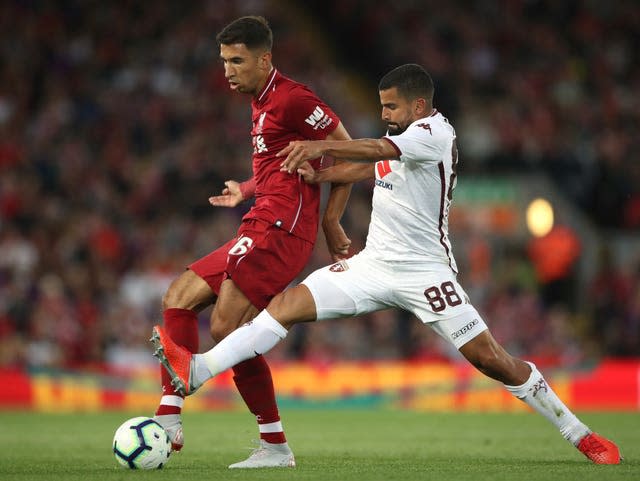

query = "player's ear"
[258, 51, 272, 70]
[414, 97, 427, 116]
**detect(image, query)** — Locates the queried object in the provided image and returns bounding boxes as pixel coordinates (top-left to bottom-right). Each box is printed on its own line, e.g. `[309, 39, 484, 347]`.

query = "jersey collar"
[255, 68, 278, 104]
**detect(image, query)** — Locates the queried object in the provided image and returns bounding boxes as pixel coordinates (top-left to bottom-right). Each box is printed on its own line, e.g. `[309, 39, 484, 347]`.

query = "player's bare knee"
[162, 282, 199, 311]
[161, 284, 182, 310]
[266, 286, 316, 329]
[209, 324, 224, 343]
[209, 317, 235, 342]
[162, 271, 214, 311]
[210, 308, 255, 341]
[266, 291, 287, 315]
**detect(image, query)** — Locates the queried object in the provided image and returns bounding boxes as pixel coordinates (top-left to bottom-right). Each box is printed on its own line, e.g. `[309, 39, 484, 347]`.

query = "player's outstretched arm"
[298, 161, 375, 184]
[208, 179, 252, 208]
[278, 138, 397, 173]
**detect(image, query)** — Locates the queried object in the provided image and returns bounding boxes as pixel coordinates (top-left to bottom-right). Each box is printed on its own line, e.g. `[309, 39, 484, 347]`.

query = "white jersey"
[302, 110, 486, 345]
[363, 110, 458, 272]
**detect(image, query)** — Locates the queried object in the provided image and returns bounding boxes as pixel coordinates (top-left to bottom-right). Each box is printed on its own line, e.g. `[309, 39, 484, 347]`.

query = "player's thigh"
[396, 268, 488, 349]
[163, 268, 217, 311]
[189, 237, 237, 298]
[192, 219, 312, 311]
[302, 254, 391, 320]
[225, 220, 313, 310]
[210, 279, 259, 340]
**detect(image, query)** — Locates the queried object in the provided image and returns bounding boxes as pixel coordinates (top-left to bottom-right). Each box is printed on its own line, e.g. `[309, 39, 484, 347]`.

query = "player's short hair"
[378, 64, 434, 103]
[216, 16, 273, 52]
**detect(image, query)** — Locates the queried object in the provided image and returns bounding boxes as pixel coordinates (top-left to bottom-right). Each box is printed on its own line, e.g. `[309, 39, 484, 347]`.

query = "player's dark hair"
[378, 64, 434, 103]
[216, 16, 273, 51]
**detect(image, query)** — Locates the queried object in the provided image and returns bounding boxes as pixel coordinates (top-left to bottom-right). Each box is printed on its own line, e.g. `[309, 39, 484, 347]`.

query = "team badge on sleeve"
[329, 260, 349, 272]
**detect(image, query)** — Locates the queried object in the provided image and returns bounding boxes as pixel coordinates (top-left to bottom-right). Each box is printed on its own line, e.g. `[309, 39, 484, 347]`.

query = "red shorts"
[189, 219, 314, 310]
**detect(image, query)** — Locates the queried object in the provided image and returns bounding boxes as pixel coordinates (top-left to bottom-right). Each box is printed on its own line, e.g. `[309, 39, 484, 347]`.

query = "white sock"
[259, 421, 284, 435]
[193, 310, 288, 385]
[158, 395, 184, 409]
[504, 362, 590, 445]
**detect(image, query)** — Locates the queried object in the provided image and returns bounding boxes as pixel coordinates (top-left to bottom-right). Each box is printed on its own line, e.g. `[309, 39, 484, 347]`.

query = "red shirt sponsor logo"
[376, 160, 392, 178]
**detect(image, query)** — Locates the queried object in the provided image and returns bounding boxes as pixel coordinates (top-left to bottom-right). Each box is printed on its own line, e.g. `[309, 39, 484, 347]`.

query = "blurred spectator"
[527, 224, 581, 309]
[588, 247, 640, 356]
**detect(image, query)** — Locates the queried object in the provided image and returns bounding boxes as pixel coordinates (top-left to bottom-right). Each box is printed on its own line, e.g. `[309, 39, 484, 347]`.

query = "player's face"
[379, 87, 419, 136]
[220, 43, 271, 96]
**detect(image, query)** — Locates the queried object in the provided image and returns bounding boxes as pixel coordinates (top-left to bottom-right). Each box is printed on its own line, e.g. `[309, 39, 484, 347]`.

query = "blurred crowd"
[312, 0, 640, 230]
[0, 0, 638, 372]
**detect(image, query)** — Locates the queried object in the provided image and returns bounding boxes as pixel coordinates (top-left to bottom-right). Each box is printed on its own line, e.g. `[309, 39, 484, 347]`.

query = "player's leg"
[153, 253, 384, 391]
[405, 268, 621, 464]
[197, 283, 318, 382]
[152, 277, 296, 467]
[153, 237, 235, 451]
[153, 280, 320, 467]
[458, 329, 590, 438]
[154, 269, 216, 451]
[151, 252, 385, 467]
[208, 223, 315, 468]
[190, 254, 387, 382]
[208, 278, 297, 468]
[458, 330, 621, 464]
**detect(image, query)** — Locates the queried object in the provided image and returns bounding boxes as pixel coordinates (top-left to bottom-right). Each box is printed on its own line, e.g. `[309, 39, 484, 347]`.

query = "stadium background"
[0, 0, 638, 412]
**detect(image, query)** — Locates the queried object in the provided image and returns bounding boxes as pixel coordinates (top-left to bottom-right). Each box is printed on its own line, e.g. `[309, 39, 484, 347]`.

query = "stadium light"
[526, 198, 554, 237]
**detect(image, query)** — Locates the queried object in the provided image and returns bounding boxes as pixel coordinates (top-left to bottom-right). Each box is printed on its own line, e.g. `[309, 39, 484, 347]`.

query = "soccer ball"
[112, 416, 172, 469]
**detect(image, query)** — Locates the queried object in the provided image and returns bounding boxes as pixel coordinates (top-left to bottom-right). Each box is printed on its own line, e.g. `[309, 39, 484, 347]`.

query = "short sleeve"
[284, 86, 340, 140]
[383, 120, 448, 163]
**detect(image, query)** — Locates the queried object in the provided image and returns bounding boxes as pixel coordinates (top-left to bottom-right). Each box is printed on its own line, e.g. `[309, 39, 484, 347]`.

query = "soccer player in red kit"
[152, 16, 352, 468]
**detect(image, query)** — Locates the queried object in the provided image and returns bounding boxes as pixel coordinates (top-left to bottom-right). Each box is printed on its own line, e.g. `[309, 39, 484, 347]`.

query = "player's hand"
[323, 221, 351, 261]
[296, 161, 319, 183]
[277, 141, 324, 174]
[209, 180, 243, 208]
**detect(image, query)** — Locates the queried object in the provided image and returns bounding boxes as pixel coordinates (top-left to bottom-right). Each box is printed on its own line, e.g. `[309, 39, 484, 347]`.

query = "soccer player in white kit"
[152, 64, 621, 464]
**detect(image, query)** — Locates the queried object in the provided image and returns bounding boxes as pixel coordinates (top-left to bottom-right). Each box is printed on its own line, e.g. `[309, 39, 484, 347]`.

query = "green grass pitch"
[1, 410, 637, 481]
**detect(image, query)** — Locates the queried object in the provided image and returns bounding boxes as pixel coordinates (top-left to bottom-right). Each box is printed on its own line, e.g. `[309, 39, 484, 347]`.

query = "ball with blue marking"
[112, 416, 171, 469]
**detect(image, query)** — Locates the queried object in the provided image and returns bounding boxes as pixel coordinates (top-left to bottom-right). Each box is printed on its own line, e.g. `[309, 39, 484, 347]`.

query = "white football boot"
[153, 414, 184, 452]
[229, 440, 296, 468]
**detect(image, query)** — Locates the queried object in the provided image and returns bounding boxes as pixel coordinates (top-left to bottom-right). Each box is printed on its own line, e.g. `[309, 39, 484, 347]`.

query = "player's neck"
[412, 107, 435, 122]
[253, 66, 275, 99]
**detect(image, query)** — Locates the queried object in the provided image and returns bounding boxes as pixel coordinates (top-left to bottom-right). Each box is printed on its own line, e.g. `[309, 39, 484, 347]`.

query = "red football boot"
[577, 432, 622, 464]
[150, 325, 197, 396]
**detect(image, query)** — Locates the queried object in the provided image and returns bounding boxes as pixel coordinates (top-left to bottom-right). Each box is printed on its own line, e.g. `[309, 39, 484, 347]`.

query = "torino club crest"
[329, 260, 349, 272]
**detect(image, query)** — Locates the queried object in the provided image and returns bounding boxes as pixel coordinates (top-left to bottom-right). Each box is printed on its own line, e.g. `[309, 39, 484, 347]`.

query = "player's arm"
[321, 121, 353, 260]
[208, 178, 255, 207]
[298, 161, 375, 184]
[278, 138, 398, 173]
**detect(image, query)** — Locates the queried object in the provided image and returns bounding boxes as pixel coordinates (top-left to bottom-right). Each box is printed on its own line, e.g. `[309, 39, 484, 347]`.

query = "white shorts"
[302, 251, 488, 349]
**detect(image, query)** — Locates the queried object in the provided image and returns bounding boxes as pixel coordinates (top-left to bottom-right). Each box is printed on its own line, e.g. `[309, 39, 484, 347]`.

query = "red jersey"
[243, 69, 340, 243]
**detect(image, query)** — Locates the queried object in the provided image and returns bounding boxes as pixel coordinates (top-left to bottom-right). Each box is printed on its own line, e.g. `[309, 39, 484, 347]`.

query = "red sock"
[155, 308, 199, 416]
[233, 355, 287, 444]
